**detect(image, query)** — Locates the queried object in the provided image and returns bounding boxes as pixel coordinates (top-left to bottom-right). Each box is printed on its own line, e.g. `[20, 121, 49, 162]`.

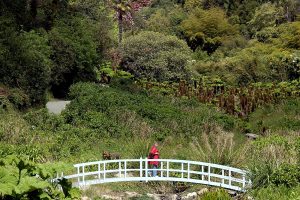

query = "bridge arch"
[57, 158, 251, 192]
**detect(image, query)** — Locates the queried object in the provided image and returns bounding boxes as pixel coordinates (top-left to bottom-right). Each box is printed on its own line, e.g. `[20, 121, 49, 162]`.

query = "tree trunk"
[30, 0, 38, 18]
[118, 12, 123, 47]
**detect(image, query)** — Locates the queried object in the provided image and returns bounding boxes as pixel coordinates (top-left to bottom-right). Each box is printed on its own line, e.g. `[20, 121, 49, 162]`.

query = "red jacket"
[148, 145, 159, 165]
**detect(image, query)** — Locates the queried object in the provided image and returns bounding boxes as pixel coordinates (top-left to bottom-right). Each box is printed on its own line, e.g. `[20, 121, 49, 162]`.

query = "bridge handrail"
[73, 159, 246, 174]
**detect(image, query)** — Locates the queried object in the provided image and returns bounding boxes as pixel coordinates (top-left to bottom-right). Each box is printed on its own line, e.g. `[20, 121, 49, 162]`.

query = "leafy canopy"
[121, 31, 192, 82]
[181, 7, 238, 53]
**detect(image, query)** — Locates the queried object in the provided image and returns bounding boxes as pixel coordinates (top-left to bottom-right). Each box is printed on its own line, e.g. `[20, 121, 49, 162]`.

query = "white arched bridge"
[56, 158, 251, 192]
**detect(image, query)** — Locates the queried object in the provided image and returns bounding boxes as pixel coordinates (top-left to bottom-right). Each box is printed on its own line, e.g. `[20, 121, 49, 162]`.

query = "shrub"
[0, 155, 80, 199]
[252, 185, 300, 200]
[66, 82, 238, 141]
[121, 31, 192, 82]
[248, 134, 299, 189]
[192, 43, 299, 85]
[23, 108, 64, 131]
[200, 189, 231, 200]
[248, 99, 300, 133]
[7, 88, 30, 109]
[270, 164, 300, 188]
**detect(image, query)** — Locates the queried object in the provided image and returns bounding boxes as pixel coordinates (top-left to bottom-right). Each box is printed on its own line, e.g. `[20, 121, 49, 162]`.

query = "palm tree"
[112, 0, 132, 46]
[111, 0, 152, 46]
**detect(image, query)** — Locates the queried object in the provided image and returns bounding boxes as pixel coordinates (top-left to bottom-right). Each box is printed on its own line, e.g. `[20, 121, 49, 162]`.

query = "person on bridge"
[148, 142, 159, 177]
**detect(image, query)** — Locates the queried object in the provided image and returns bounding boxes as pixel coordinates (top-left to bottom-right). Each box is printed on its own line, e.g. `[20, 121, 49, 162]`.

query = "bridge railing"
[57, 158, 251, 192]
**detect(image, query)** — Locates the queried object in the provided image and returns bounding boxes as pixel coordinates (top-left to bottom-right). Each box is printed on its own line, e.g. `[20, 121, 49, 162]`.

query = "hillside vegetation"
[1, 0, 300, 199]
[1, 82, 300, 199]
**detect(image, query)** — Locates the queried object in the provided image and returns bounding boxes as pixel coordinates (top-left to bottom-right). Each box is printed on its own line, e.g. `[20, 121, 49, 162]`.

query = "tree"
[112, 0, 132, 46]
[275, 22, 300, 49]
[111, 0, 152, 46]
[0, 28, 51, 104]
[277, 0, 298, 22]
[121, 31, 192, 82]
[67, 0, 114, 59]
[145, 6, 186, 37]
[181, 8, 238, 53]
[49, 15, 99, 98]
[248, 3, 284, 36]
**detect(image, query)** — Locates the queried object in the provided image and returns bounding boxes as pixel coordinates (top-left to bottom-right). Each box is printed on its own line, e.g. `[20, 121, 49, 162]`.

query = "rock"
[146, 193, 178, 200]
[125, 191, 141, 198]
[102, 194, 122, 200]
[182, 192, 197, 200]
[167, 194, 178, 200]
[81, 197, 90, 200]
[197, 188, 208, 196]
[147, 193, 162, 200]
[227, 190, 237, 196]
[245, 133, 259, 140]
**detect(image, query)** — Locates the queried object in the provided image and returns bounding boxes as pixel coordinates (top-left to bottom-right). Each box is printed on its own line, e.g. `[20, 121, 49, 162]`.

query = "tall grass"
[185, 122, 249, 167]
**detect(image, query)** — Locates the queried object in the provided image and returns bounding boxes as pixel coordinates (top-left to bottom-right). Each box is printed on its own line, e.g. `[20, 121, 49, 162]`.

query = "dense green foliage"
[1, 0, 300, 199]
[1, 0, 300, 105]
[200, 189, 231, 200]
[121, 31, 192, 81]
[0, 82, 238, 161]
[181, 7, 238, 52]
[0, 0, 113, 102]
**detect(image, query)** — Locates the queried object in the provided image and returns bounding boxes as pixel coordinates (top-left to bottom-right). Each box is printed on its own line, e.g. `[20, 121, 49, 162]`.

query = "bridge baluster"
[229, 170, 232, 186]
[124, 161, 127, 178]
[139, 157, 143, 178]
[181, 163, 184, 178]
[222, 169, 224, 185]
[119, 161, 121, 178]
[160, 162, 163, 177]
[187, 162, 190, 179]
[77, 167, 80, 185]
[82, 166, 85, 185]
[103, 163, 106, 180]
[166, 161, 169, 178]
[201, 165, 204, 180]
[98, 163, 101, 179]
[208, 164, 211, 182]
[145, 158, 148, 181]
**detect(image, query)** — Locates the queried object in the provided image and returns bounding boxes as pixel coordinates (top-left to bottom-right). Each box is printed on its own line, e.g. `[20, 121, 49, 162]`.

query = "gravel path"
[46, 99, 71, 114]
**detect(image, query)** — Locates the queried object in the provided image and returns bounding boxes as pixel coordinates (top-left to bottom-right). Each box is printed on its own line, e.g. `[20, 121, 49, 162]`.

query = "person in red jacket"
[148, 142, 159, 177]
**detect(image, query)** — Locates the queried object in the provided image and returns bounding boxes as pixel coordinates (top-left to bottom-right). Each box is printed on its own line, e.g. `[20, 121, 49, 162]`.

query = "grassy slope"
[0, 82, 246, 163]
[248, 99, 300, 133]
